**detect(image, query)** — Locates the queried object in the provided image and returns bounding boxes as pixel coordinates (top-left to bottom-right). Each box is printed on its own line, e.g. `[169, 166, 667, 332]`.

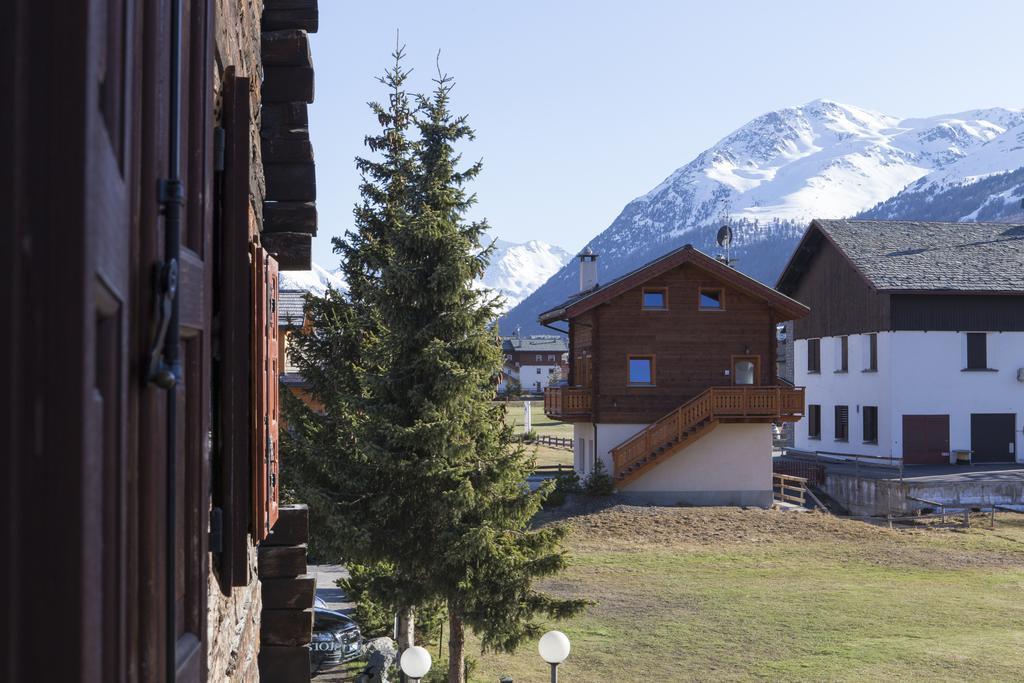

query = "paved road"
[312, 564, 354, 614]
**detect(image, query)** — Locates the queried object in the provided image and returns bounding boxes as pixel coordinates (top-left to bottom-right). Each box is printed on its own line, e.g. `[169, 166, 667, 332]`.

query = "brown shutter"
[252, 246, 282, 540]
[217, 72, 253, 587]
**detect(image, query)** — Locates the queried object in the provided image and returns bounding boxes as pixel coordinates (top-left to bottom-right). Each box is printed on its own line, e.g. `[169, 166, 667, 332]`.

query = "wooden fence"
[525, 435, 573, 450]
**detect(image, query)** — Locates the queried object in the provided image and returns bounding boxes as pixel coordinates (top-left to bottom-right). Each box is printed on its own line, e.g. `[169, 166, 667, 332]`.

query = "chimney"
[578, 247, 598, 292]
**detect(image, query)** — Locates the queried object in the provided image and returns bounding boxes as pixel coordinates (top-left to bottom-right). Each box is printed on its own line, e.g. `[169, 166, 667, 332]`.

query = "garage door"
[971, 414, 1016, 463]
[903, 415, 950, 465]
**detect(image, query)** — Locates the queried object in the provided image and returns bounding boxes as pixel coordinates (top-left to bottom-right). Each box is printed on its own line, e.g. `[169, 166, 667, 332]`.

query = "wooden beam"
[261, 609, 314, 646]
[262, 575, 316, 609]
[264, 202, 317, 235]
[263, 136, 313, 164]
[258, 544, 308, 578]
[263, 0, 319, 32]
[262, 102, 308, 129]
[265, 162, 315, 202]
[259, 646, 313, 683]
[262, 29, 311, 67]
[266, 504, 310, 546]
[263, 66, 314, 103]
[262, 232, 312, 271]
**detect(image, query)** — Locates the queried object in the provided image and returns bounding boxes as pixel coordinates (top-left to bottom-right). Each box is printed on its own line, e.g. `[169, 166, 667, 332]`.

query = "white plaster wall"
[593, 423, 649, 474]
[794, 333, 894, 459]
[889, 331, 1024, 462]
[625, 423, 773, 493]
[572, 423, 595, 476]
[520, 364, 555, 391]
[795, 331, 1024, 462]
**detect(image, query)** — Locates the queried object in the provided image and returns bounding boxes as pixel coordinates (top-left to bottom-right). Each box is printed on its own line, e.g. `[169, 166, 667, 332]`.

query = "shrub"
[583, 459, 615, 496]
[544, 469, 581, 509]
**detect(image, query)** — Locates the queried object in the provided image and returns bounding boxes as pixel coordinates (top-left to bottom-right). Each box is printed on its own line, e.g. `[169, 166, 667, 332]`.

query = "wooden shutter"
[835, 405, 849, 441]
[252, 245, 281, 540]
[807, 339, 820, 373]
[216, 71, 253, 587]
[967, 333, 986, 370]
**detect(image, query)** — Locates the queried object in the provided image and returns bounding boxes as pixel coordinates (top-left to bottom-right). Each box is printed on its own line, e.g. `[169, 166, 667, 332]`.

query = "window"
[808, 405, 821, 439]
[628, 355, 655, 386]
[536, 368, 542, 374]
[642, 288, 667, 310]
[536, 354, 543, 362]
[548, 368, 555, 374]
[835, 336, 848, 373]
[864, 333, 877, 372]
[966, 333, 988, 370]
[807, 339, 820, 373]
[699, 288, 723, 310]
[834, 405, 849, 441]
[548, 354, 556, 362]
[863, 405, 878, 444]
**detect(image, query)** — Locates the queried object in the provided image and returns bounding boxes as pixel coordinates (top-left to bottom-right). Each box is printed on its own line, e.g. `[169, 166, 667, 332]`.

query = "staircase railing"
[610, 386, 805, 480]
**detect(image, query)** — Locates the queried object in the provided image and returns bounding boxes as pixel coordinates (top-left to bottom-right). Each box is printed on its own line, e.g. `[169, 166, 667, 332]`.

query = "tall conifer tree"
[282, 50, 584, 683]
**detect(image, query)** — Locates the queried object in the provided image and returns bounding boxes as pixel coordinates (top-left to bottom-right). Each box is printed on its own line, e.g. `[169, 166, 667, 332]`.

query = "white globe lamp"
[538, 630, 571, 682]
[399, 645, 432, 682]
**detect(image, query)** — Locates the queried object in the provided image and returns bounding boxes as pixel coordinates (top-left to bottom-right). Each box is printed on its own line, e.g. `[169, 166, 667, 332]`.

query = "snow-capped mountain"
[279, 262, 347, 294]
[479, 238, 573, 311]
[502, 100, 1024, 335]
[280, 238, 570, 311]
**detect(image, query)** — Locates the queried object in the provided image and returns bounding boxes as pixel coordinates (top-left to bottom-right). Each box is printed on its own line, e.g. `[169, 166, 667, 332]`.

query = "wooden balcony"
[543, 386, 592, 421]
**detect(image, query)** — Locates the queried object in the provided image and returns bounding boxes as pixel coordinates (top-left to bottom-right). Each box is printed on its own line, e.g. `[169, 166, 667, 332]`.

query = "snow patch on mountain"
[501, 99, 1024, 335]
[279, 262, 347, 295]
[479, 238, 573, 310]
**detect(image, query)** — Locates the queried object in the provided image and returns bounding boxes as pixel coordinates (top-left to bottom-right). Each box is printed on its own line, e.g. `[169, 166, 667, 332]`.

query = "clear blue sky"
[307, 0, 1023, 267]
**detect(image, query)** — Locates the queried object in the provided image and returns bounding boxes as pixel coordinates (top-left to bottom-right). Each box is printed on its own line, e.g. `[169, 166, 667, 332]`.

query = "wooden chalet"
[540, 245, 808, 505]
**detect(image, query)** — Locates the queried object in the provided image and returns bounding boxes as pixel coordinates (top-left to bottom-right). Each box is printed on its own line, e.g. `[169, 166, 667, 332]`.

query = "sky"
[307, 0, 1024, 268]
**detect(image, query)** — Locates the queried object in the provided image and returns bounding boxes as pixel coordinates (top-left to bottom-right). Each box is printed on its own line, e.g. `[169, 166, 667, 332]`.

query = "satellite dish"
[716, 225, 733, 248]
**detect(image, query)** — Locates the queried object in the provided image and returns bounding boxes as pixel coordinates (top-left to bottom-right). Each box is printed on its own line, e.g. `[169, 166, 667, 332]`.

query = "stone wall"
[207, 1, 266, 679]
[208, 543, 263, 681]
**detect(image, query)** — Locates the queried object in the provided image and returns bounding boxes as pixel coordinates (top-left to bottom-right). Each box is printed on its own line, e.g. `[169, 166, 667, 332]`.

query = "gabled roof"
[777, 219, 1024, 295]
[278, 290, 308, 328]
[501, 336, 569, 353]
[538, 244, 809, 324]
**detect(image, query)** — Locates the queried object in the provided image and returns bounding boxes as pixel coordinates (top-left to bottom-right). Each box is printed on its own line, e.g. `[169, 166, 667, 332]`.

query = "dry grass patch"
[461, 503, 1024, 682]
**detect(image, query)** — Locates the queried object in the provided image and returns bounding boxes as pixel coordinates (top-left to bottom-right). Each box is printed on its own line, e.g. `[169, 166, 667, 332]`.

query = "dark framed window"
[865, 333, 877, 371]
[699, 288, 724, 310]
[807, 339, 820, 373]
[835, 405, 849, 441]
[642, 287, 668, 310]
[808, 404, 821, 439]
[863, 405, 878, 444]
[628, 355, 655, 386]
[966, 333, 987, 370]
[836, 336, 848, 373]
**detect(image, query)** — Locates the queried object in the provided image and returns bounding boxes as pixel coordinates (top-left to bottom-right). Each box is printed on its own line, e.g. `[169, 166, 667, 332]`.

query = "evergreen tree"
[282, 49, 585, 683]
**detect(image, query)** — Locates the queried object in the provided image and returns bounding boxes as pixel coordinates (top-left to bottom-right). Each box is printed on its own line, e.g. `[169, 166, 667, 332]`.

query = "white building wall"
[520, 364, 557, 392]
[795, 331, 1024, 463]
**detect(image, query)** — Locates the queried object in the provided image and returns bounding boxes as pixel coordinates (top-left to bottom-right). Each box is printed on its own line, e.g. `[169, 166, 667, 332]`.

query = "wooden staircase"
[611, 386, 804, 486]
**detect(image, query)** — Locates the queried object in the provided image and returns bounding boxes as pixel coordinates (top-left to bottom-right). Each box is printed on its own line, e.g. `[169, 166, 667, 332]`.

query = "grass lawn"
[527, 444, 573, 468]
[498, 400, 574, 439]
[443, 504, 1024, 682]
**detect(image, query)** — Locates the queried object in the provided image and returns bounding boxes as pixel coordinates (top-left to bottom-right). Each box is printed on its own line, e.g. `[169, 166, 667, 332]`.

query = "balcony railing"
[544, 386, 592, 418]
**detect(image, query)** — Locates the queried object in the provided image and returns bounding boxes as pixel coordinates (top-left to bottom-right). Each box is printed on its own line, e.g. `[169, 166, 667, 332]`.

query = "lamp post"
[399, 645, 432, 683]
[538, 630, 570, 683]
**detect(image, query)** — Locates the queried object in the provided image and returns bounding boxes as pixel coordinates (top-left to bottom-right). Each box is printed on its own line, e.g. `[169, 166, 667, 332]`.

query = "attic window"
[699, 288, 724, 310]
[641, 288, 667, 310]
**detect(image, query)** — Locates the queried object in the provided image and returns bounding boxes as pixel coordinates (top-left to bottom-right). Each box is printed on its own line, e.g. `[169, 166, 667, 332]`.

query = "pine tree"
[282, 49, 585, 683]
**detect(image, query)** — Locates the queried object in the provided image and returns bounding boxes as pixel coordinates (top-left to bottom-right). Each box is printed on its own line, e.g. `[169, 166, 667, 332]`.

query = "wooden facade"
[1, 1, 318, 681]
[544, 247, 809, 425]
[780, 231, 891, 339]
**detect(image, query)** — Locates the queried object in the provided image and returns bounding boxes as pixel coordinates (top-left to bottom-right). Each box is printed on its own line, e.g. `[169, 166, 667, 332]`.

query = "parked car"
[310, 608, 362, 675]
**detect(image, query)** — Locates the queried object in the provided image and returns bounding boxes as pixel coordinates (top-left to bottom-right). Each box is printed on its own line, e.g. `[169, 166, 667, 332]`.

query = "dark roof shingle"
[278, 290, 308, 328]
[807, 220, 1024, 292]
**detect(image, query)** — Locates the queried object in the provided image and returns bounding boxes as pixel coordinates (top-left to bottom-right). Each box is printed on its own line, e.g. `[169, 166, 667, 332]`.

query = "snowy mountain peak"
[278, 262, 347, 295]
[480, 238, 573, 311]
[501, 100, 1024, 335]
